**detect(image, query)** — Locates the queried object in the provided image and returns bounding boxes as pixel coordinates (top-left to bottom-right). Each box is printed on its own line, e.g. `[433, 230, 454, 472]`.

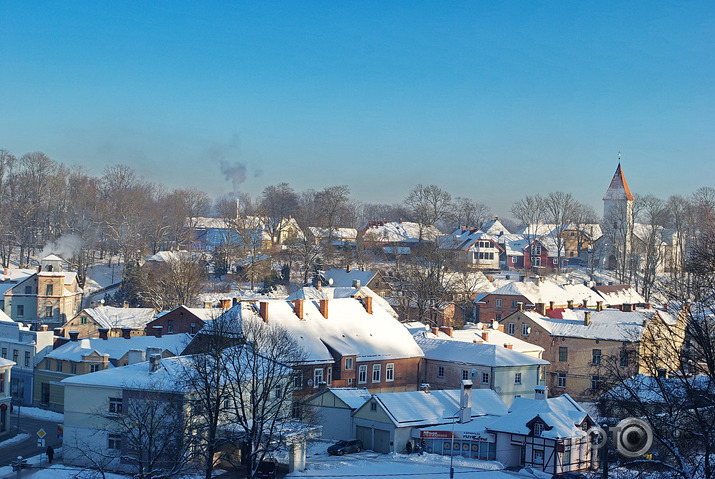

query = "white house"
[303, 388, 371, 440]
[0, 357, 15, 437]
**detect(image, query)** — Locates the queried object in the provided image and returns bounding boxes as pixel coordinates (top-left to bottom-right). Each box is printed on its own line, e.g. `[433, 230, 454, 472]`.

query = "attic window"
[533, 422, 544, 437]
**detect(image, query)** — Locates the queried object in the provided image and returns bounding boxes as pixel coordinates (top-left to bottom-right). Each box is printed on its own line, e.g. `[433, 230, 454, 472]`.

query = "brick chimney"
[549, 301, 555, 311]
[498, 324, 505, 333]
[352, 279, 361, 289]
[122, 328, 132, 339]
[623, 303, 633, 312]
[431, 327, 439, 336]
[663, 302, 669, 312]
[363, 296, 373, 314]
[439, 326, 453, 337]
[2, 268, 7, 276]
[582, 299, 588, 308]
[567, 300, 574, 309]
[517, 302, 523, 311]
[482, 331, 489, 342]
[53, 327, 64, 337]
[123, 301, 129, 308]
[69, 331, 79, 341]
[596, 301, 603, 312]
[221, 299, 232, 309]
[316, 280, 322, 291]
[319, 299, 328, 318]
[152, 325, 163, 338]
[98, 328, 109, 340]
[294, 299, 304, 319]
[584, 311, 591, 326]
[504, 343, 513, 349]
[204, 301, 212, 309]
[535, 303, 546, 316]
[260, 301, 269, 323]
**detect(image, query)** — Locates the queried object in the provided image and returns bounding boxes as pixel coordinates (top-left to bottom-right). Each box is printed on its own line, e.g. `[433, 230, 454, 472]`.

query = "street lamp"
[449, 407, 464, 479]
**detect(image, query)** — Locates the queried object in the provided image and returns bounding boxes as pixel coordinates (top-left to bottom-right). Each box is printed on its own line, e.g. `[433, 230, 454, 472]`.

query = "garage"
[356, 426, 372, 451]
[373, 429, 391, 453]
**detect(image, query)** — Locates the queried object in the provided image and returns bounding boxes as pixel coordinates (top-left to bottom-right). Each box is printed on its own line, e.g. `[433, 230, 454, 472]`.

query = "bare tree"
[511, 194, 546, 273]
[448, 197, 491, 232]
[260, 183, 299, 244]
[141, 252, 208, 311]
[543, 192, 580, 274]
[404, 184, 452, 240]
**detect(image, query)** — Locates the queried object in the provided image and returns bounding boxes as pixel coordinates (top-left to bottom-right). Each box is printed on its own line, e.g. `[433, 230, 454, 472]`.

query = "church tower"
[603, 160, 635, 266]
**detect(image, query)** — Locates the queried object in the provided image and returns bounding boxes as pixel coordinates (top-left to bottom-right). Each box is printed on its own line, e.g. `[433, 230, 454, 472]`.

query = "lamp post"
[449, 407, 464, 479]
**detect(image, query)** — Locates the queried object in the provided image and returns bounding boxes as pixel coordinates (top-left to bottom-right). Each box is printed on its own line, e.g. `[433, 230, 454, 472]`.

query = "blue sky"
[1, 1, 713, 216]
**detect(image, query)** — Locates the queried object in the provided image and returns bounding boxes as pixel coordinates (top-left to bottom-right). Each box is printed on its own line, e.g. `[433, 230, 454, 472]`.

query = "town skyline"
[1, 2, 713, 216]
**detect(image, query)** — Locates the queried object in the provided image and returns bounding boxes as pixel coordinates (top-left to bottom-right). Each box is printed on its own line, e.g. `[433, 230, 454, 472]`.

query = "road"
[0, 411, 63, 470]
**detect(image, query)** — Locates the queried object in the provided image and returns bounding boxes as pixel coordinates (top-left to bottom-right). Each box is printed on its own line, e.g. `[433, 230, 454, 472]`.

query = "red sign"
[420, 430, 454, 439]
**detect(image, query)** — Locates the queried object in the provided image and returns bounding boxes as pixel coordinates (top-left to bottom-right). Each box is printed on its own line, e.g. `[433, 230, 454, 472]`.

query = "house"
[308, 227, 358, 248]
[0, 358, 15, 437]
[62, 305, 156, 339]
[487, 394, 595, 474]
[321, 268, 391, 298]
[189, 215, 301, 252]
[352, 382, 508, 453]
[0, 267, 37, 312]
[475, 278, 604, 323]
[303, 388, 371, 440]
[591, 284, 645, 308]
[4, 255, 83, 328]
[145, 305, 225, 336]
[437, 230, 503, 270]
[481, 217, 511, 236]
[213, 291, 424, 398]
[518, 223, 603, 261]
[361, 219, 442, 256]
[0, 315, 55, 406]
[501, 305, 683, 399]
[35, 333, 190, 411]
[427, 322, 545, 358]
[413, 333, 549, 405]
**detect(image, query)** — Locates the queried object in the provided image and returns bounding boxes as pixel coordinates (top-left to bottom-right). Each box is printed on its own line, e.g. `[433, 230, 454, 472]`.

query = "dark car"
[255, 458, 278, 479]
[552, 473, 589, 479]
[327, 439, 364, 455]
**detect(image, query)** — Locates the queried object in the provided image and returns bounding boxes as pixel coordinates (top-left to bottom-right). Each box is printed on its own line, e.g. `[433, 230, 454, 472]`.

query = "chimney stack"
[149, 354, 162, 372]
[517, 302, 523, 311]
[363, 296, 373, 314]
[40, 325, 48, 332]
[54, 327, 64, 337]
[431, 327, 439, 336]
[294, 299, 304, 319]
[352, 279, 361, 289]
[584, 311, 591, 326]
[498, 324, 505, 333]
[535, 303, 546, 316]
[122, 328, 132, 339]
[439, 326, 453, 337]
[260, 301, 269, 323]
[128, 349, 145, 365]
[123, 301, 129, 308]
[221, 299, 232, 309]
[98, 328, 109, 340]
[504, 343, 513, 349]
[316, 280, 322, 291]
[152, 325, 163, 338]
[663, 302, 669, 312]
[319, 299, 329, 318]
[69, 331, 79, 342]
[459, 380, 473, 423]
[567, 300, 574, 309]
[549, 301, 555, 311]
[623, 303, 633, 313]
[3, 268, 7, 276]
[597, 301, 603, 312]
[582, 299, 588, 308]
[204, 301, 212, 309]
[482, 331, 489, 342]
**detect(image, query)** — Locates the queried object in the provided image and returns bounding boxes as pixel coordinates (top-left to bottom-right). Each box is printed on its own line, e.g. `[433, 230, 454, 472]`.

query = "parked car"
[255, 458, 278, 479]
[327, 439, 364, 455]
[552, 473, 589, 479]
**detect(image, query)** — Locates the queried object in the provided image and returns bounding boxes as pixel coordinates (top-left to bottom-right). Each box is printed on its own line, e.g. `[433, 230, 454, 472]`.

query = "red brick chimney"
[122, 328, 132, 339]
[597, 301, 603, 312]
[482, 331, 489, 342]
[498, 324, 505, 333]
[221, 299, 232, 309]
[504, 343, 513, 349]
[294, 299, 304, 319]
[98, 328, 109, 340]
[260, 302, 269, 323]
[439, 326, 453, 337]
[319, 299, 329, 318]
[431, 327, 439, 336]
[363, 296, 373, 314]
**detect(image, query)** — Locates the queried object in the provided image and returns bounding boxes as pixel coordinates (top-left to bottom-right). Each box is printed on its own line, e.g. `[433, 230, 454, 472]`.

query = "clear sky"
[1, 1, 713, 217]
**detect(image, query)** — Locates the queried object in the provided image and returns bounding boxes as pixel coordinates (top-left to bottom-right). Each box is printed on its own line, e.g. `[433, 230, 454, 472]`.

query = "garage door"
[356, 426, 372, 451]
[373, 429, 391, 453]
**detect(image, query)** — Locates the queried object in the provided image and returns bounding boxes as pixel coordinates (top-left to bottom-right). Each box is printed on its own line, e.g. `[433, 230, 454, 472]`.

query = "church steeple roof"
[603, 163, 634, 201]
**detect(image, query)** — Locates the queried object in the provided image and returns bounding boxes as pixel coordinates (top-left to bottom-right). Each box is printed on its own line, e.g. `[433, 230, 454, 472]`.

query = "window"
[462, 370, 469, 380]
[533, 422, 544, 437]
[12, 350, 18, 363]
[45, 284, 53, 296]
[293, 371, 303, 388]
[533, 448, 544, 465]
[372, 364, 381, 382]
[0, 373, 4, 393]
[495, 299, 502, 307]
[292, 401, 301, 419]
[557, 372, 566, 388]
[358, 365, 367, 384]
[511, 300, 518, 308]
[553, 258, 557, 264]
[591, 375, 600, 391]
[559, 347, 568, 362]
[24, 351, 30, 367]
[11, 377, 24, 399]
[592, 349, 602, 365]
[55, 360, 62, 372]
[495, 314, 502, 321]
[190, 322, 196, 334]
[108, 433, 122, 450]
[16, 305, 24, 318]
[167, 320, 174, 334]
[507, 323, 515, 335]
[522, 324, 530, 337]
[109, 397, 123, 414]
[44, 359, 50, 370]
[370, 402, 377, 412]
[80, 316, 87, 325]
[533, 257, 541, 267]
[386, 363, 394, 382]
[482, 372, 489, 384]
[71, 363, 77, 374]
[345, 357, 354, 370]
[437, 366, 445, 378]
[1, 348, 6, 359]
[313, 368, 323, 388]
[533, 245, 541, 255]
[90, 364, 100, 373]
[326, 366, 332, 385]
[24, 285, 32, 294]
[45, 306, 53, 317]
[620, 350, 629, 368]
[41, 383, 50, 404]
[274, 385, 282, 399]
[514, 372, 522, 385]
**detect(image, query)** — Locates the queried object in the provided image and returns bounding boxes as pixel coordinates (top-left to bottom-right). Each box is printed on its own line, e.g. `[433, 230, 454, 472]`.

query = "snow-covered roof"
[603, 374, 715, 404]
[497, 234, 530, 257]
[592, 285, 645, 306]
[481, 218, 510, 236]
[323, 269, 378, 288]
[76, 306, 156, 330]
[61, 355, 194, 392]
[520, 308, 674, 341]
[326, 388, 372, 409]
[46, 334, 190, 362]
[517, 223, 558, 237]
[363, 221, 442, 243]
[487, 394, 590, 440]
[370, 388, 508, 427]
[289, 286, 398, 319]
[0, 358, 15, 368]
[309, 227, 358, 240]
[155, 306, 225, 322]
[0, 268, 36, 283]
[482, 279, 603, 307]
[0, 309, 14, 323]
[221, 295, 423, 366]
[145, 250, 204, 263]
[451, 323, 544, 355]
[414, 335, 548, 367]
[42, 254, 64, 262]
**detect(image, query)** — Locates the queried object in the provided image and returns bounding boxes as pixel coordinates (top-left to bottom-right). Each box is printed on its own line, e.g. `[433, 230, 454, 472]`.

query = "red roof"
[603, 163, 634, 201]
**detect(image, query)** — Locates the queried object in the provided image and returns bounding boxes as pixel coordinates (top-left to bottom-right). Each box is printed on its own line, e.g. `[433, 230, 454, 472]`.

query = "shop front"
[416, 428, 496, 460]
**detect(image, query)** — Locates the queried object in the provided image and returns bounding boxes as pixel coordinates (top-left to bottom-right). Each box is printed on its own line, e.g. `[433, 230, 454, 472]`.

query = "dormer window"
[533, 422, 544, 437]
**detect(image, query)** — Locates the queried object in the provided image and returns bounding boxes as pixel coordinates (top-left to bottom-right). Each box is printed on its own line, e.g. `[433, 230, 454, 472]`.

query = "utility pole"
[602, 424, 609, 479]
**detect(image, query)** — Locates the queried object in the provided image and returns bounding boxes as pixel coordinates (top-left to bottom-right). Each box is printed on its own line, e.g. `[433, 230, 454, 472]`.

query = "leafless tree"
[404, 184, 452, 240]
[141, 252, 208, 311]
[511, 194, 546, 273]
[260, 182, 300, 243]
[543, 192, 579, 274]
[448, 197, 491, 232]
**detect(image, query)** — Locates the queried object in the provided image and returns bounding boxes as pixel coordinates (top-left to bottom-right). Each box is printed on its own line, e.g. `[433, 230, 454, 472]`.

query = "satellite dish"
[494, 386, 501, 393]
[470, 369, 478, 379]
[328, 278, 334, 286]
[307, 379, 313, 386]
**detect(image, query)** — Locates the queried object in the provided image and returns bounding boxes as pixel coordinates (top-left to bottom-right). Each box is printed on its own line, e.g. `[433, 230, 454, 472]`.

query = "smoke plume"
[38, 234, 83, 261]
[220, 161, 247, 193]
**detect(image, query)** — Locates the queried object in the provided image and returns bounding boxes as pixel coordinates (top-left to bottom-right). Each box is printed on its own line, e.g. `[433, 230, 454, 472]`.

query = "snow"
[46, 333, 191, 362]
[488, 394, 590, 440]
[431, 323, 545, 356]
[363, 221, 442, 243]
[322, 268, 377, 288]
[325, 388, 372, 410]
[414, 335, 549, 367]
[15, 406, 63, 422]
[77, 306, 156, 330]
